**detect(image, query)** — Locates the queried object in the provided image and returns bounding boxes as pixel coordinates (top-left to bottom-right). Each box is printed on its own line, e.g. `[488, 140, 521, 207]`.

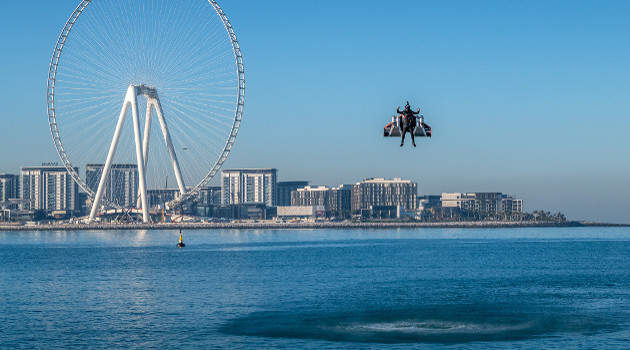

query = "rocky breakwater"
[0, 220, 593, 231]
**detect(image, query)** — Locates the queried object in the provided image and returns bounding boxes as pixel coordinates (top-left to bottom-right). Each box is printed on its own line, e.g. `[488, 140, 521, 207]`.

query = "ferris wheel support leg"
[88, 97, 131, 223]
[137, 101, 154, 209]
[154, 98, 187, 198]
[130, 88, 150, 223]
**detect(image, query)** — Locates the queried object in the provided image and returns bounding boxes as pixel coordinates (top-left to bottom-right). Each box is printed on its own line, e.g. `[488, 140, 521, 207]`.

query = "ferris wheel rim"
[46, 0, 244, 208]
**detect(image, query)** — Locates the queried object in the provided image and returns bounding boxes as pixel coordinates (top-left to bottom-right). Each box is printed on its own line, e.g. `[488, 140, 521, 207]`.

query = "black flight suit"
[397, 106, 419, 146]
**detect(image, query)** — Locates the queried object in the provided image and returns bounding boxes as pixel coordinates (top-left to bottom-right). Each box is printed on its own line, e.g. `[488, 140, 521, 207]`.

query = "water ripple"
[221, 305, 619, 344]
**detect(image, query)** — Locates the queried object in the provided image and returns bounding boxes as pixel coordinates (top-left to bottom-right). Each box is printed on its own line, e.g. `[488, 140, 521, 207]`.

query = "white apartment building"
[441, 192, 523, 214]
[292, 186, 330, 207]
[20, 165, 79, 215]
[221, 168, 277, 206]
[351, 177, 417, 212]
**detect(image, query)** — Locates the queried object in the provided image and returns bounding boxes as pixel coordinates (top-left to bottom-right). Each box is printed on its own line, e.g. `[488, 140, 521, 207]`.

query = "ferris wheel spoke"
[164, 100, 231, 140]
[167, 99, 234, 128]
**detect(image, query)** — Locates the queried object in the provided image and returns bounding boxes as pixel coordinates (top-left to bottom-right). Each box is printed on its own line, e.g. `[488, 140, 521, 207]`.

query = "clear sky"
[1, 0, 629, 223]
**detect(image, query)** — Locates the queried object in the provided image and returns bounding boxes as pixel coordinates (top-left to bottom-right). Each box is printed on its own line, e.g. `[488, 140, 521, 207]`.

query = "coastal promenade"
[0, 220, 620, 231]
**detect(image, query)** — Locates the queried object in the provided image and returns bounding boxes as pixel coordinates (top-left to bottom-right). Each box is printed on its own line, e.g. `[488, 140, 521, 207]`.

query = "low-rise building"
[291, 184, 352, 218]
[329, 184, 352, 219]
[211, 203, 275, 221]
[277, 181, 308, 206]
[368, 205, 414, 220]
[292, 186, 330, 207]
[439, 192, 523, 220]
[501, 195, 523, 219]
[276, 205, 324, 220]
[351, 177, 417, 213]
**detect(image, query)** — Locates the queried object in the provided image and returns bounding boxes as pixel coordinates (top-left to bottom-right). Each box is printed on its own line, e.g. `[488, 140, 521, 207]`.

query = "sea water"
[1, 227, 629, 349]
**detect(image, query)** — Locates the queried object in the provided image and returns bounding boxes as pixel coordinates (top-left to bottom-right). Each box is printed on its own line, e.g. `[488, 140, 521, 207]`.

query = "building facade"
[292, 186, 330, 208]
[86, 164, 139, 208]
[290, 184, 352, 218]
[276, 205, 323, 220]
[193, 186, 222, 217]
[198, 186, 221, 206]
[441, 192, 474, 209]
[440, 192, 523, 219]
[147, 189, 180, 208]
[221, 168, 277, 206]
[501, 195, 523, 218]
[211, 203, 275, 221]
[277, 181, 308, 206]
[0, 174, 20, 208]
[329, 185, 352, 218]
[351, 177, 417, 213]
[418, 195, 441, 211]
[20, 165, 79, 215]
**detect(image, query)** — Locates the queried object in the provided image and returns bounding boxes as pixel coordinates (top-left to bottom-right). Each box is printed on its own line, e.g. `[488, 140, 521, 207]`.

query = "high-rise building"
[86, 164, 139, 208]
[0, 174, 19, 208]
[20, 165, 79, 215]
[221, 168, 277, 206]
[277, 181, 308, 206]
[351, 177, 417, 213]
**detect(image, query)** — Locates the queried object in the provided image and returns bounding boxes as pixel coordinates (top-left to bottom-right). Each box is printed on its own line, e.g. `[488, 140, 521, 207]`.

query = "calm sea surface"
[1, 227, 629, 349]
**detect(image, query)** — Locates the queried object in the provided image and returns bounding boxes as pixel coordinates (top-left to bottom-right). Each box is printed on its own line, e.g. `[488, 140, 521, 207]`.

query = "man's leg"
[400, 128, 406, 146]
[411, 128, 416, 147]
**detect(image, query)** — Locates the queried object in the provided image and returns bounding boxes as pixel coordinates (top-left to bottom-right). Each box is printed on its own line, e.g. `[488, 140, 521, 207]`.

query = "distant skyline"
[1, 0, 629, 223]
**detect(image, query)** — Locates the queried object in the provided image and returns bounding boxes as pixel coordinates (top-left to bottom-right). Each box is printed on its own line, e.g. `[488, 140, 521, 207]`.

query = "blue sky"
[1, 1, 629, 223]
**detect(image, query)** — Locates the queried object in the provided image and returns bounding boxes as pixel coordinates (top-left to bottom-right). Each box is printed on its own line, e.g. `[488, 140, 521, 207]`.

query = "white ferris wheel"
[46, 0, 244, 222]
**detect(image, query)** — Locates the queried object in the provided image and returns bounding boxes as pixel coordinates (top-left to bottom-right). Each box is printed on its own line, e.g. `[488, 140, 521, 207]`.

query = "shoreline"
[0, 220, 627, 231]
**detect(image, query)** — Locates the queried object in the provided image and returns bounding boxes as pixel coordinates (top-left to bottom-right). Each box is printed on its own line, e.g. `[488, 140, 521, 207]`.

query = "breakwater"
[0, 220, 617, 231]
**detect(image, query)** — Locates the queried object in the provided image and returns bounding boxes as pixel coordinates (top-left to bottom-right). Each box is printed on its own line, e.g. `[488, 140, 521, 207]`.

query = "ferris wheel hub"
[132, 84, 158, 99]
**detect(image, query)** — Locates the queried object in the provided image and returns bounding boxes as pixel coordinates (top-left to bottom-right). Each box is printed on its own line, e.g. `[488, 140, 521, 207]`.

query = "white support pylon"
[137, 97, 153, 209]
[152, 97, 186, 198]
[89, 86, 134, 223]
[134, 94, 186, 209]
[89, 84, 186, 223]
[130, 86, 150, 223]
